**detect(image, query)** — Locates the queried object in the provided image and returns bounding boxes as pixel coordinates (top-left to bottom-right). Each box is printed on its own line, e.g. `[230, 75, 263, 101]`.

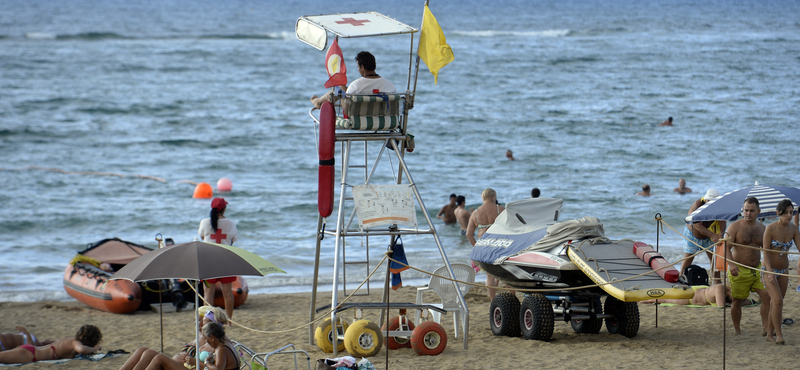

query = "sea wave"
[19, 31, 293, 41]
[451, 29, 572, 38]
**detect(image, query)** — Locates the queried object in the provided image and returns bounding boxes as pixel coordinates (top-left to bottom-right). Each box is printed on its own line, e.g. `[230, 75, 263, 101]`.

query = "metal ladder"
[341, 140, 370, 296]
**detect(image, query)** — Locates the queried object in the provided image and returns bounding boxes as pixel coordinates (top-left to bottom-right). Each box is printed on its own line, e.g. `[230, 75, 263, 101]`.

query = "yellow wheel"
[343, 320, 383, 357]
[314, 317, 349, 353]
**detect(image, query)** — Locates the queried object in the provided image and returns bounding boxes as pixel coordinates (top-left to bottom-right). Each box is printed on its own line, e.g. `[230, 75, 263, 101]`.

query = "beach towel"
[389, 237, 409, 291]
[0, 351, 125, 367]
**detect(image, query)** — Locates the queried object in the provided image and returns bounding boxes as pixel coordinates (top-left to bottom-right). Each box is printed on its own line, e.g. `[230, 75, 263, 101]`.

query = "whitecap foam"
[452, 29, 570, 38]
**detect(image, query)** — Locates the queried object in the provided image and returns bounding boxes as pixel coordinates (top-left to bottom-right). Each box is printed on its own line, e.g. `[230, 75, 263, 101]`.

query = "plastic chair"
[233, 340, 311, 370]
[415, 263, 475, 338]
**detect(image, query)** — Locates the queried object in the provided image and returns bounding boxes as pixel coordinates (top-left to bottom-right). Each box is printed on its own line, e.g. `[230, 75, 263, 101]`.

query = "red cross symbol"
[336, 17, 371, 26]
[209, 229, 227, 244]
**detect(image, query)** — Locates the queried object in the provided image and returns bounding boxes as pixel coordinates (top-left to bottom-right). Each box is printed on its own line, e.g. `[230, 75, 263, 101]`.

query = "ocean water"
[1, 0, 799, 302]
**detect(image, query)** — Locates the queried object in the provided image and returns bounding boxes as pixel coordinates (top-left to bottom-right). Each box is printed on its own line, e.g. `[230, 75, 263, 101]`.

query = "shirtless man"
[467, 188, 506, 299]
[725, 197, 770, 336]
[636, 184, 651, 196]
[673, 178, 692, 194]
[679, 189, 725, 276]
[658, 117, 673, 126]
[436, 194, 457, 225]
[454, 195, 470, 235]
[640, 284, 731, 307]
[0, 325, 101, 364]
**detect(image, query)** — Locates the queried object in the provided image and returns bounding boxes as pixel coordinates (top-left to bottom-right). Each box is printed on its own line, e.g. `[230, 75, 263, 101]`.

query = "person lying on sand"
[0, 325, 102, 364]
[120, 322, 238, 370]
[640, 284, 732, 307]
[0, 326, 54, 351]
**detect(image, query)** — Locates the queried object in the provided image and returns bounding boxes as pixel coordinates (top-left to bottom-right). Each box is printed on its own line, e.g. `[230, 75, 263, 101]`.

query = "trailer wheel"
[520, 293, 554, 341]
[382, 316, 415, 349]
[489, 292, 521, 337]
[571, 297, 603, 334]
[314, 317, 349, 353]
[410, 321, 447, 356]
[344, 320, 383, 357]
[604, 296, 640, 338]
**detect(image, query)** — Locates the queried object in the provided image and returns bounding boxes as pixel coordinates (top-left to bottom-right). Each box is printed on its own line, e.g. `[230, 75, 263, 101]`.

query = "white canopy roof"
[296, 11, 417, 50]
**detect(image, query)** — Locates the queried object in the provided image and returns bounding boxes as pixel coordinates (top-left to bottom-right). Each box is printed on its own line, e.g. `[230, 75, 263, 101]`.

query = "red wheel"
[410, 321, 447, 356]
[381, 316, 416, 349]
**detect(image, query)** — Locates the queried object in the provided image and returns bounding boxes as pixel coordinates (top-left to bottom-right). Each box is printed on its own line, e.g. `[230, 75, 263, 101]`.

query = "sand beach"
[3, 276, 799, 369]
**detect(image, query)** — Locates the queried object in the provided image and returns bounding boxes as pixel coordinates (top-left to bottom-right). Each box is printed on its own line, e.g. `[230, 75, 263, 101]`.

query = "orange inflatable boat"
[63, 238, 249, 313]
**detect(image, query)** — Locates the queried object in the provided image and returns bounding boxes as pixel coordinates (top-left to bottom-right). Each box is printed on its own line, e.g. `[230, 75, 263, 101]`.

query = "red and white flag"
[324, 38, 347, 88]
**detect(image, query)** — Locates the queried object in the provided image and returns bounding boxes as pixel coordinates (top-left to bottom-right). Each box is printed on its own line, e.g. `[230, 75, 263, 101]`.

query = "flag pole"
[410, 0, 430, 103]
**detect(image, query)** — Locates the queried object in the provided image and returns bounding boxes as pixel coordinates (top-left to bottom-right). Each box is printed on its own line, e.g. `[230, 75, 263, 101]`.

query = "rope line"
[0, 166, 168, 183]
[658, 217, 800, 278]
[186, 254, 390, 335]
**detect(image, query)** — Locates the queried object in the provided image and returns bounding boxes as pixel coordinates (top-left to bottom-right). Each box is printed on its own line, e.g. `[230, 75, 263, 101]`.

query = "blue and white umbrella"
[685, 183, 800, 223]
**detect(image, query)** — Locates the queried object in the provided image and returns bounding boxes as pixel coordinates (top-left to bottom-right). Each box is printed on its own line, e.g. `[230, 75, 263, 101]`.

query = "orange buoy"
[193, 182, 213, 198]
[217, 177, 232, 192]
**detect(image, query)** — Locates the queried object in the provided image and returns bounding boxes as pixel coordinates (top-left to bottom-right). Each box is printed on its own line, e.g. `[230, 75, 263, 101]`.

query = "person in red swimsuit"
[0, 325, 101, 364]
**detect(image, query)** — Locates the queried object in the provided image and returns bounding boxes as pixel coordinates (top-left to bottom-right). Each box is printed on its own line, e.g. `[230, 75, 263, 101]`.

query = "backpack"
[683, 264, 709, 286]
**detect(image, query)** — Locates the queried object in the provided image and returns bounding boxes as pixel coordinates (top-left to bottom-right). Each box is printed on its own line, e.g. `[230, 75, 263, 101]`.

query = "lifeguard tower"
[297, 10, 468, 356]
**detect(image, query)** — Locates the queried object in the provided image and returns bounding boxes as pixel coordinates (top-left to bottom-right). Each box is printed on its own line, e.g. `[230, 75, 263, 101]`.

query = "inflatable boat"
[64, 238, 249, 313]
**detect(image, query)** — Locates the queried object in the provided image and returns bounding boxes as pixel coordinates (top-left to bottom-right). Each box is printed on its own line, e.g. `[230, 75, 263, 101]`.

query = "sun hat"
[211, 197, 228, 211]
[702, 189, 720, 202]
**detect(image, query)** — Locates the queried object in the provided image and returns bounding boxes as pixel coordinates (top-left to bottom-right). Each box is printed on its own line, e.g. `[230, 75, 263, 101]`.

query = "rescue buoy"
[217, 177, 232, 192]
[632, 242, 679, 283]
[318, 101, 336, 217]
[193, 182, 213, 198]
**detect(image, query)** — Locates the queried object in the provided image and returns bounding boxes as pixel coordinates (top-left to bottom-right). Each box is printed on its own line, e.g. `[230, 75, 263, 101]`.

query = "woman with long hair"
[762, 199, 800, 345]
[198, 197, 238, 319]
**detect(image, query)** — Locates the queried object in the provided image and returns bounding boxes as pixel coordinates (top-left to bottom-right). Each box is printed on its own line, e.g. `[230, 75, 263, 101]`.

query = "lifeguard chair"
[297, 10, 468, 356]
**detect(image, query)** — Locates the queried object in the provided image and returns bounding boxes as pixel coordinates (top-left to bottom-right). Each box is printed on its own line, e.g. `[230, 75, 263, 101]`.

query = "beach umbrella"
[110, 241, 285, 366]
[685, 183, 800, 223]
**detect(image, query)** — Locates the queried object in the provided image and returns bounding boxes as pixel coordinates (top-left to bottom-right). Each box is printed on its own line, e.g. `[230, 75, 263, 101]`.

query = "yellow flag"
[419, 5, 454, 84]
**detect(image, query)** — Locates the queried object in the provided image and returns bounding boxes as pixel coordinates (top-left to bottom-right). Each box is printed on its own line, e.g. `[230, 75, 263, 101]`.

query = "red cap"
[211, 197, 228, 211]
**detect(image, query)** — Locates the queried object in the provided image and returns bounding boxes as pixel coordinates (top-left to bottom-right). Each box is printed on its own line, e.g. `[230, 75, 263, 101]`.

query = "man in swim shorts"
[725, 197, 771, 336]
[679, 189, 725, 276]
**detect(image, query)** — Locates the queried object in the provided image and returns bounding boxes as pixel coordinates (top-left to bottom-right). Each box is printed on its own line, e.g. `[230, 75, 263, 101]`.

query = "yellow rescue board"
[567, 239, 694, 302]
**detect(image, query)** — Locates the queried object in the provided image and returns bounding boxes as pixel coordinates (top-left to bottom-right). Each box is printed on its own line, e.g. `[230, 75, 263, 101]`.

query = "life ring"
[318, 101, 336, 218]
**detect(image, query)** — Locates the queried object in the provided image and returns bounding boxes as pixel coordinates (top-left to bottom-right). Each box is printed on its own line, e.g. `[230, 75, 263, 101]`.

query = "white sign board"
[352, 185, 417, 229]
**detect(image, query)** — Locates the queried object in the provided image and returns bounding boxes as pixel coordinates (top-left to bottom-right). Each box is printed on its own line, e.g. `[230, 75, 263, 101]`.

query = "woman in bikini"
[120, 322, 238, 370]
[0, 326, 53, 352]
[121, 306, 230, 370]
[640, 284, 731, 306]
[0, 325, 101, 364]
[761, 199, 800, 345]
[466, 188, 506, 300]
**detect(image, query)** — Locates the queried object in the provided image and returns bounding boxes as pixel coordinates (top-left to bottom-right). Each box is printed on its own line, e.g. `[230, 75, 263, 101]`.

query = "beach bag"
[683, 264, 709, 286]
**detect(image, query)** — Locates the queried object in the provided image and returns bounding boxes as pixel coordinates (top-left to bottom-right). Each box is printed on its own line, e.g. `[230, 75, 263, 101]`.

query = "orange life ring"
[318, 101, 336, 217]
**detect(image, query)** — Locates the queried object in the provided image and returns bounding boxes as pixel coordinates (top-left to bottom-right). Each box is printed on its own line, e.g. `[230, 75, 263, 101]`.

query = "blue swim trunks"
[683, 225, 714, 254]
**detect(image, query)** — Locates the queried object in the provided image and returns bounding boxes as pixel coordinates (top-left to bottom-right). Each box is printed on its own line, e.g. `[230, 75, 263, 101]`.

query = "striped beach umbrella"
[685, 183, 800, 223]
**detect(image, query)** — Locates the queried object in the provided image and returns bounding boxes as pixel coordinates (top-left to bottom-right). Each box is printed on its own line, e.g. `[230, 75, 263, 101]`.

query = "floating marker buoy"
[217, 177, 232, 192]
[193, 182, 213, 198]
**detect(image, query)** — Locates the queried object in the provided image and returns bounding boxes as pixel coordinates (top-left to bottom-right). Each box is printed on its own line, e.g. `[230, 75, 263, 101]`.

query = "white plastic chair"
[415, 263, 475, 338]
